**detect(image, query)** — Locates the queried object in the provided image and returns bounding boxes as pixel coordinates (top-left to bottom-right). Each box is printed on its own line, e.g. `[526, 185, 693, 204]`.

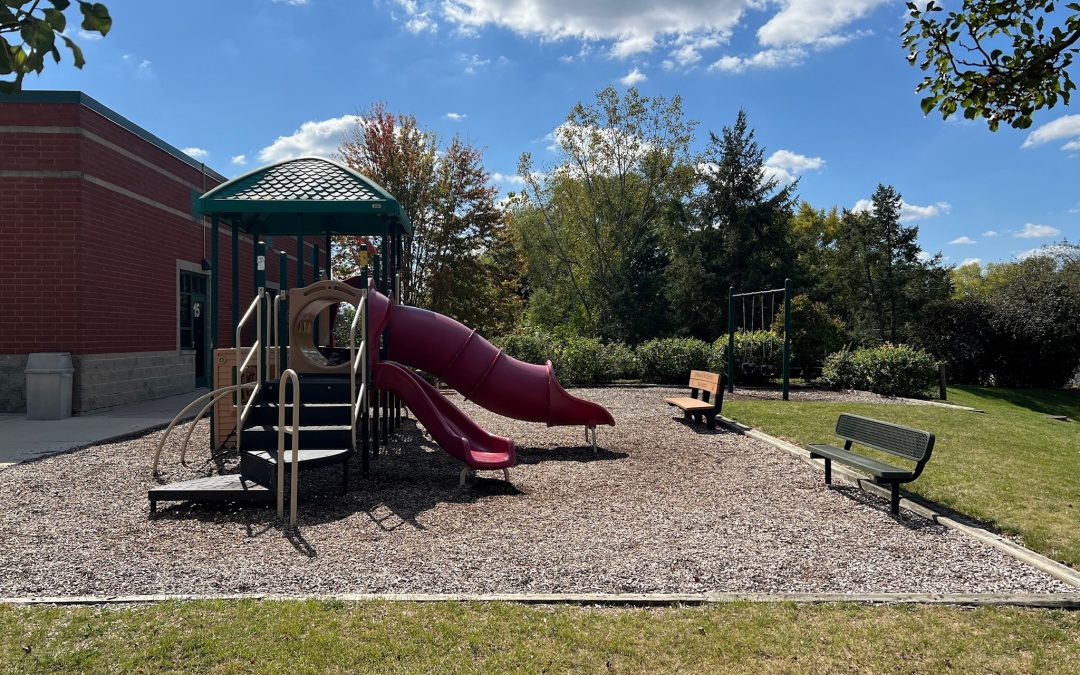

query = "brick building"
[0, 91, 321, 413]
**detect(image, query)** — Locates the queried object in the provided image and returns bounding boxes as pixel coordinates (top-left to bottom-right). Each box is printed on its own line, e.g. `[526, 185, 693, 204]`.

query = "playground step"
[244, 402, 351, 427]
[148, 474, 272, 513]
[240, 425, 352, 450]
[261, 376, 351, 404]
[239, 448, 352, 490]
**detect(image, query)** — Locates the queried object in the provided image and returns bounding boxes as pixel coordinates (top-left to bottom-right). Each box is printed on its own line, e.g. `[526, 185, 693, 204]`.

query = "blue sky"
[26, 0, 1078, 265]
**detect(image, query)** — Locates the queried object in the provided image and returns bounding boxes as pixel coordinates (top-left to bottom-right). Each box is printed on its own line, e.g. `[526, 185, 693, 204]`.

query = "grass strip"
[2, 600, 1079, 673]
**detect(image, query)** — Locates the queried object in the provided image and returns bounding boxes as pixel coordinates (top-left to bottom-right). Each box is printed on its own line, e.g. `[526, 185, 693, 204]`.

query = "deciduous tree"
[337, 104, 520, 334]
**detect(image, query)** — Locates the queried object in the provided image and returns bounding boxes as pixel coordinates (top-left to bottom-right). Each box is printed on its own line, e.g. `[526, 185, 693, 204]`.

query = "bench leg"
[684, 410, 692, 421]
[706, 413, 716, 430]
[890, 482, 900, 515]
[824, 458, 832, 485]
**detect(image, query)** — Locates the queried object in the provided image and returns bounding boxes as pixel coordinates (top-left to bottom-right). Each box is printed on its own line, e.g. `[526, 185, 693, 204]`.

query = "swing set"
[726, 279, 793, 400]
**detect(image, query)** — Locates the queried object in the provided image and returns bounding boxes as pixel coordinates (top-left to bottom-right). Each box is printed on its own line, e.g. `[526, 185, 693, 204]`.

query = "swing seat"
[741, 362, 759, 377]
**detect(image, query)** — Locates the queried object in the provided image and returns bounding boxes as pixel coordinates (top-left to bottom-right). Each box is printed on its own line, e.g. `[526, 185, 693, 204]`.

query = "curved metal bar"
[349, 292, 368, 450]
[151, 383, 256, 475]
[179, 387, 243, 466]
[277, 368, 301, 527]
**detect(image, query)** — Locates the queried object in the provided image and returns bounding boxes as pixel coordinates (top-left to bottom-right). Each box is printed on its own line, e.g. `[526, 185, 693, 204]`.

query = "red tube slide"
[373, 361, 515, 470]
[361, 285, 614, 428]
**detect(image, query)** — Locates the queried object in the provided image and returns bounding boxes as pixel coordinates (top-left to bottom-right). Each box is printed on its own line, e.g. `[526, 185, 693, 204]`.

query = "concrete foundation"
[0, 351, 194, 414]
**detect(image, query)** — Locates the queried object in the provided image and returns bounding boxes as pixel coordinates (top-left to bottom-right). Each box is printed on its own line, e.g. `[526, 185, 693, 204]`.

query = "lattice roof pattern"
[212, 158, 382, 202]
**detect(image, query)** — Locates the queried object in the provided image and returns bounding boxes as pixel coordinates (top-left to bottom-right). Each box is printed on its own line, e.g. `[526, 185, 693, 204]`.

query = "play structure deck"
[150, 157, 614, 524]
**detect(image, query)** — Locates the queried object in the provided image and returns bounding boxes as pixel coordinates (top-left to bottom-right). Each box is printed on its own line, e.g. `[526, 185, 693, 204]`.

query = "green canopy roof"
[196, 157, 412, 236]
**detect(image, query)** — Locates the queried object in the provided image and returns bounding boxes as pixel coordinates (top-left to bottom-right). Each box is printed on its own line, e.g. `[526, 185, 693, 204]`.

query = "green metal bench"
[807, 413, 935, 515]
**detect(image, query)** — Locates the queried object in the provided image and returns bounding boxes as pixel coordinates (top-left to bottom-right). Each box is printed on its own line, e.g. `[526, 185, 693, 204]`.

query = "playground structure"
[149, 157, 614, 525]
[727, 280, 793, 400]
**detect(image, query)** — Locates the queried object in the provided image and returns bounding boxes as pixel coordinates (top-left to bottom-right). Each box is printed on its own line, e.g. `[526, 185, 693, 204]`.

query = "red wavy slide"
[373, 361, 515, 470]
[351, 282, 615, 471]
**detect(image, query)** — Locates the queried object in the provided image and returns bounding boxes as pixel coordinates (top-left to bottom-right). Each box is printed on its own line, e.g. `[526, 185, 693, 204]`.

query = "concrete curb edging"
[3, 592, 1079, 608]
[717, 416, 1080, 591]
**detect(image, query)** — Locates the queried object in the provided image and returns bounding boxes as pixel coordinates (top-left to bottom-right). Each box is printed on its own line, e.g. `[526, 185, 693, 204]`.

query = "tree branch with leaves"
[903, 1, 1079, 130]
[0, 1, 111, 94]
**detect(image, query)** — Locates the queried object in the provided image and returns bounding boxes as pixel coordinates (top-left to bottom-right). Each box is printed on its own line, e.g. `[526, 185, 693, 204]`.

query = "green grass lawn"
[2, 600, 1078, 673]
[725, 386, 1080, 567]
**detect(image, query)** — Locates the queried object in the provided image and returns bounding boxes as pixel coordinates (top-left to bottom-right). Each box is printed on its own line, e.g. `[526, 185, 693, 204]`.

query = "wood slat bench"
[665, 370, 725, 430]
[807, 413, 935, 515]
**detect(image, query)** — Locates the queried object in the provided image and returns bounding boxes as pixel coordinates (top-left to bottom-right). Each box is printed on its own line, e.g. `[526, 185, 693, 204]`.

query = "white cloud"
[981, 230, 999, 237]
[123, 54, 155, 79]
[949, 236, 976, 245]
[901, 201, 951, 221]
[759, 149, 825, 186]
[1014, 223, 1061, 239]
[1021, 114, 1080, 148]
[272, 0, 309, 5]
[1063, 139, 1080, 153]
[916, 250, 932, 263]
[384, 1, 881, 73]
[765, 149, 824, 173]
[757, 0, 888, 47]
[960, 257, 981, 267]
[491, 171, 526, 185]
[852, 198, 951, 222]
[231, 154, 248, 166]
[668, 32, 728, 67]
[610, 34, 656, 58]
[462, 53, 490, 74]
[445, 112, 467, 121]
[619, 67, 647, 86]
[257, 114, 362, 163]
[708, 47, 806, 73]
[77, 30, 103, 41]
[182, 147, 209, 160]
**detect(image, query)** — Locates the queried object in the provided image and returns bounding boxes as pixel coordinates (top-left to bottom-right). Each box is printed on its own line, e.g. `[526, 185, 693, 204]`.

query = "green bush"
[493, 331, 638, 385]
[636, 338, 712, 384]
[821, 344, 938, 398]
[494, 330, 559, 366]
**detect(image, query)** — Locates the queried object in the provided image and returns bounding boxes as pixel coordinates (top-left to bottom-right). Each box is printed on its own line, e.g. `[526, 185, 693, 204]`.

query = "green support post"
[209, 215, 219, 450]
[231, 223, 239, 347]
[373, 253, 382, 294]
[782, 278, 792, 401]
[278, 252, 288, 374]
[296, 231, 305, 288]
[325, 232, 332, 280]
[255, 240, 267, 380]
[312, 243, 321, 344]
[727, 286, 736, 394]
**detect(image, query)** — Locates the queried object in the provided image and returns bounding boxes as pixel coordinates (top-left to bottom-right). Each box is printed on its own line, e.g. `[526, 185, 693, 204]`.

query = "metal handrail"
[235, 289, 267, 449]
[349, 291, 368, 451]
[278, 368, 301, 527]
[151, 383, 256, 475]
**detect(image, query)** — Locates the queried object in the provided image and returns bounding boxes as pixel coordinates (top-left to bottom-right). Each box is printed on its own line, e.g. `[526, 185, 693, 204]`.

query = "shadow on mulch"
[827, 484, 945, 532]
[513, 446, 629, 464]
[672, 416, 730, 436]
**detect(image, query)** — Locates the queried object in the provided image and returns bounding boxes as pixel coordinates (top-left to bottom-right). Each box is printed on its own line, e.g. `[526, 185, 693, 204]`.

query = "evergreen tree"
[665, 109, 797, 339]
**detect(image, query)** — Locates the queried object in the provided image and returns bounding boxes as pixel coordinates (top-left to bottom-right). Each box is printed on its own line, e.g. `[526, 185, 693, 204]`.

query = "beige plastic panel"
[287, 280, 364, 374]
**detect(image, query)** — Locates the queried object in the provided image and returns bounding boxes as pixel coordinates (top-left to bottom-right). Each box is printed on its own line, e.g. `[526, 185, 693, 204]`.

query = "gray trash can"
[25, 352, 74, 420]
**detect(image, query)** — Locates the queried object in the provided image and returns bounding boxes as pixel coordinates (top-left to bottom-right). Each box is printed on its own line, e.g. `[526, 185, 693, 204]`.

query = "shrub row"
[494, 330, 790, 386]
[819, 344, 939, 398]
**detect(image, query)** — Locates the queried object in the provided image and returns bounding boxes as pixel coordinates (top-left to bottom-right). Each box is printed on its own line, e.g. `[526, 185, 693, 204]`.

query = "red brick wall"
[0, 98, 321, 356]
